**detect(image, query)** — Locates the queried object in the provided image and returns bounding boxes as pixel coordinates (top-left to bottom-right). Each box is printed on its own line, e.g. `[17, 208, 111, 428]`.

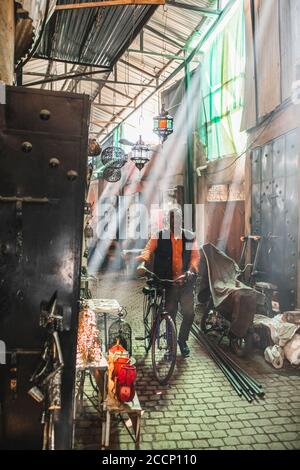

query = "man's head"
[163, 207, 182, 236]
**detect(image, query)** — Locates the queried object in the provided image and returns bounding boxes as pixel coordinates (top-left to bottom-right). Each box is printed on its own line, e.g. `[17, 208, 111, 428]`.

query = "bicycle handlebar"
[240, 235, 261, 242]
[237, 263, 253, 274]
[240, 234, 281, 242]
[140, 266, 195, 284]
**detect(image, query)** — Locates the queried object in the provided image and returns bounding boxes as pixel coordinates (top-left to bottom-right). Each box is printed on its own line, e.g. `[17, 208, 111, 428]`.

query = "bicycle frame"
[137, 273, 174, 352]
[139, 267, 196, 383]
[157, 287, 169, 350]
[140, 267, 194, 343]
[147, 285, 169, 346]
[28, 292, 64, 450]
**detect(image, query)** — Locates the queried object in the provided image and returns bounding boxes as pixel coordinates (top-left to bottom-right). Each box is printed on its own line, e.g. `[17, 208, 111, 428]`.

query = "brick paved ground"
[74, 273, 300, 450]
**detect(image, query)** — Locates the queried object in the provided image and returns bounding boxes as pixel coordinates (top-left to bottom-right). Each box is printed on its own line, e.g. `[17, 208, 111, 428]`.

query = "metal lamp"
[88, 138, 101, 167]
[153, 105, 173, 143]
[130, 135, 150, 171]
[88, 138, 101, 157]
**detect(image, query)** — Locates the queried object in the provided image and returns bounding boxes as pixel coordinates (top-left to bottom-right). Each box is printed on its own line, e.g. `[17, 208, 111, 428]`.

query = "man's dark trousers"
[165, 283, 195, 343]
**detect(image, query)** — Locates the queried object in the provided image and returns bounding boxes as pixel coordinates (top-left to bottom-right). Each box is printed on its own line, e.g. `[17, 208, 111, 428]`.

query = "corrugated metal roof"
[23, 0, 221, 143]
[37, 1, 157, 67]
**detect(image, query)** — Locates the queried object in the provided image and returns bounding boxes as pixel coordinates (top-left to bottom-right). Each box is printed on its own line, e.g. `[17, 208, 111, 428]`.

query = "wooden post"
[0, 0, 15, 85]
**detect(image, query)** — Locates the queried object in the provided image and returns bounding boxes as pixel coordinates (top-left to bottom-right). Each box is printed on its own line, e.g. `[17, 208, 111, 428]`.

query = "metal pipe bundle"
[181, 315, 265, 402]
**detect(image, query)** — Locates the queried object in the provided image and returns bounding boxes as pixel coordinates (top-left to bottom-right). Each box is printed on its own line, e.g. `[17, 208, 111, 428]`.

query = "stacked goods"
[108, 340, 137, 403]
[282, 311, 300, 325]
[76, 307, 102, 368]
[254, 313, 300, 368]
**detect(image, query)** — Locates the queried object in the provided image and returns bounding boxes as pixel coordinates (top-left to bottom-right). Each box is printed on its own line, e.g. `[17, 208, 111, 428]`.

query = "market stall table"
[75, 356, 109, 417]
[102, 393, 143, 450]
[77, 298, 141, 449]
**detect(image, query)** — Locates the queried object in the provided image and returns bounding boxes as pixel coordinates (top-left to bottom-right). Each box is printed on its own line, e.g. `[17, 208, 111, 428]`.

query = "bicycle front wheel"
[151, 315, 177, 385]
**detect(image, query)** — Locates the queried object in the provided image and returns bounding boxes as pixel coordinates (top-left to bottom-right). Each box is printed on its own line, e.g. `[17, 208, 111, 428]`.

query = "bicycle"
[199, 245, 255, 357]
[200, 235, 280, 356]
[28, 291, 64, 450]
[136, 267, 191, 385]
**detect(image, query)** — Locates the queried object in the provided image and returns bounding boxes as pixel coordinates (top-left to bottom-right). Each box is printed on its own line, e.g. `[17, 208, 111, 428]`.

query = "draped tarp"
[199, 243, 257, 338]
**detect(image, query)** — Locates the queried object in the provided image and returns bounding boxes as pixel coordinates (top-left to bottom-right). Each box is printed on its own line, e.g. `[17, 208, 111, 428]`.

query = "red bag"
[117, 364, 136, 385]
[115, 364, 137, 402]
[113, 356, 129, 377]
[116, 384, 135, 402]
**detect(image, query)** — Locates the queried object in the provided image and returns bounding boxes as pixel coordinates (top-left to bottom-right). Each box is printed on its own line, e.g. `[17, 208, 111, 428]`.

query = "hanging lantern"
[153, 104, 173, 143]
[84, 222, 94, 239]
[88, 138, 101, 157]
[101, 147, 127, 169]
[103, 165, 121, 182]
[130, 135, 150, 171]
[108, 308, 132, 356]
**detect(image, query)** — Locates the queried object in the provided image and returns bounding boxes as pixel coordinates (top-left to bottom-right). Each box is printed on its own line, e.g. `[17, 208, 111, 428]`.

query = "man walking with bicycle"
[137, 208, 200, 357]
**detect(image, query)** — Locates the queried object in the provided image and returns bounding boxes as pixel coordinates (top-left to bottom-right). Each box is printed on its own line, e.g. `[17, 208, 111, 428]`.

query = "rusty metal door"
[251, 129, 299, 310]
[0, 86, 89, 449]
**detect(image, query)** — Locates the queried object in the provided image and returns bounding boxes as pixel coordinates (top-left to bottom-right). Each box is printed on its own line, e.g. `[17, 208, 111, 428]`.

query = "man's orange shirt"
[137, 234, 200, 279]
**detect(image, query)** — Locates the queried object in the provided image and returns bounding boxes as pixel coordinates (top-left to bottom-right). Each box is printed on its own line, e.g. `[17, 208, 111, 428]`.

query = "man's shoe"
[164, 351, 173, 361]
[178, 341, 190, 358]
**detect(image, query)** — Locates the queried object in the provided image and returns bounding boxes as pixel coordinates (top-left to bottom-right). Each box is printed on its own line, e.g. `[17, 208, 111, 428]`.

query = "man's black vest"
[153, 229, 196, 279]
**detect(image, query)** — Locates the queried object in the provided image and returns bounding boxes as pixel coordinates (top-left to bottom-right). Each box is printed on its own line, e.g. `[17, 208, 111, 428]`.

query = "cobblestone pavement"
[75, 273, 300, 451]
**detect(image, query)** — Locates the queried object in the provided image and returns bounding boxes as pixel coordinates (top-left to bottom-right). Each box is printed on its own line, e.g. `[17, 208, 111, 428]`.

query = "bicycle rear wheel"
[143, 300, 155, 353]
[42, 411, 55, 450]
[151, 314, 177, 385]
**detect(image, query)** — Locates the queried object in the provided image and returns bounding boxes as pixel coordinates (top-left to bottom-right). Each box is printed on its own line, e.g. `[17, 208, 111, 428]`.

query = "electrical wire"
[205, 98, 291, 176]
[125, 5, 138, 97]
